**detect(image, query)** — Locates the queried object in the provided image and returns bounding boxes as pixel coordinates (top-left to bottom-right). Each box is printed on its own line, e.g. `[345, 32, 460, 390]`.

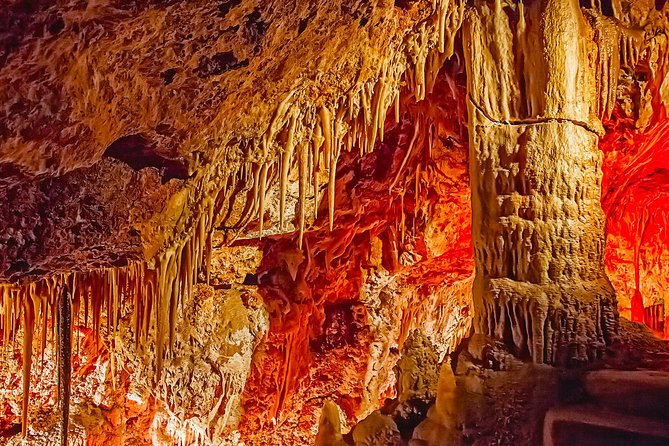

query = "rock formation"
[1, 0, 669, 445]
[465, 0, 618, 365]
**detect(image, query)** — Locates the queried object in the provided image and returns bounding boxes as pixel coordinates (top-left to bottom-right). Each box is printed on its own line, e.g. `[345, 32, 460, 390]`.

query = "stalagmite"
[315, 400, 347, 446]
[631, 210, 651, 323]
[411, 361, 461, 445]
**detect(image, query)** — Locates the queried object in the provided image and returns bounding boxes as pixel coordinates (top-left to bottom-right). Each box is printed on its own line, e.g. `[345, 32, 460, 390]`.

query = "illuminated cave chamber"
[1, 0, 669, 445]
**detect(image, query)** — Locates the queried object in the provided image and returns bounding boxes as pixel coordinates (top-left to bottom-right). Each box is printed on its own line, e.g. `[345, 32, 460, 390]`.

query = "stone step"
[543, 404, 669, 446]
[583, 370, 669, 420]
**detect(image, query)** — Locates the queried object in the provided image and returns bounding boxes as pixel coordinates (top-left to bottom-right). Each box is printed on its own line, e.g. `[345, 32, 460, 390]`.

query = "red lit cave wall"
[601, 106, 669, 338]
[0, 61, 473, 445]
[236, 62, 473, 445]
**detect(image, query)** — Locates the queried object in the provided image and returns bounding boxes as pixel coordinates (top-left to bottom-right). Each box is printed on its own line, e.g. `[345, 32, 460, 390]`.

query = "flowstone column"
[464, 0, 618, 365]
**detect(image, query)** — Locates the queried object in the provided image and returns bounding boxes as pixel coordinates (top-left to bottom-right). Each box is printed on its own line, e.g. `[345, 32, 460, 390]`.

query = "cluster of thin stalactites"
[0, 0, 465, 436]
[0, 200, 215, 436]
[231, 0, 464, 243]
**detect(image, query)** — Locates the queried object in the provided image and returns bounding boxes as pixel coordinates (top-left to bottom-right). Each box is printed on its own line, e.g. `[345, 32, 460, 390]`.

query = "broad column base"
[473, 276, 618, 365]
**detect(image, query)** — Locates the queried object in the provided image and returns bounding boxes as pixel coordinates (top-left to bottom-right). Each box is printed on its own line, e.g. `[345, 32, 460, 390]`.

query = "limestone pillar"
[463, 0, 618, 365]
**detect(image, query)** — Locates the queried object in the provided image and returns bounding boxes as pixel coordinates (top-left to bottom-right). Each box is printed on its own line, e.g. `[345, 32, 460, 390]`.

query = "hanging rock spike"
[58, 285, 72, 446]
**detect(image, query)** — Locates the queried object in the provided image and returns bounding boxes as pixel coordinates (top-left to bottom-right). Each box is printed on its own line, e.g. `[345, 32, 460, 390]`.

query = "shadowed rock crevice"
[103, 134, 189, 182]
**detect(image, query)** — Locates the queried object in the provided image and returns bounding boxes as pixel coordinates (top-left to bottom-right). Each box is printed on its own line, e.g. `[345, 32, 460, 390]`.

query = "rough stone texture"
[218, 68, 474, 445]
[409, 361, 461, 446]
[396, 330, 440, 403]
[0, 159, 178, 280]
[338, 322, 669, 446]
[601, 118, 669, 332]
[315, 330, 442, 446]
[2, 283, 268, 446]
[576, 0, 669, 338]
[0, 63, 475, 444]
[583, 370, 669, 420]
[463, 0, 601, 131]
[4, 0, 669, 444]
[465, 0, 618, 365]
[0, 0, 455, 280]
[154, 285, 269, 444]
[315, 399, 348, 446]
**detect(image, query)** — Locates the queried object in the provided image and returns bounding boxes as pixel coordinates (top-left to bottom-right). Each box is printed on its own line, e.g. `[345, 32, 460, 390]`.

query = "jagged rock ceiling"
[2, 0, 669, 445]
[0, 0, 462, 279]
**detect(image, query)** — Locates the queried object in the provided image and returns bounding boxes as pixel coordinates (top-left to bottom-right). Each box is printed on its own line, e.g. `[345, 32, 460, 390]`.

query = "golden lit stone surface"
[2, 0, 669, 445]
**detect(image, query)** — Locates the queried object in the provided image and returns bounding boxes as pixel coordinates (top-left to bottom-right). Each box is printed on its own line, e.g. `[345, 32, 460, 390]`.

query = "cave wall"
[3, 0, 669, 444]
[0, 0, 462, 279]
[0, 52, 475, 444]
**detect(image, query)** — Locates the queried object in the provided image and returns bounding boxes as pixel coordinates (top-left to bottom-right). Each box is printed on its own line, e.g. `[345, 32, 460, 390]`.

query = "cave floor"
[446, 319, 669, 446]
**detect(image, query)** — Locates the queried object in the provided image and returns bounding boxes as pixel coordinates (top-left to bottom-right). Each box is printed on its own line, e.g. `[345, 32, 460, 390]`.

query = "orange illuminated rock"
[2, 0, 669, 444]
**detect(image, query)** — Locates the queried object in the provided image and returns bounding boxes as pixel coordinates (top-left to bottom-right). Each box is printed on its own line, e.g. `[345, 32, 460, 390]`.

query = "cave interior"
[1, 0, 669, 445]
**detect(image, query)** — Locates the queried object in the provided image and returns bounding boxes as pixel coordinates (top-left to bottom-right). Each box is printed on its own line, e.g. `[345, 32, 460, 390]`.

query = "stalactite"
[620, 26, 644, 70]
[0, 210, 216, 431]
[298, 141, 308, 248]
[390, 118, 421, 192]
[258, 162, 269, 238]
[272, 334, 295, 424]
[280, 112, 298, 232]
[589, 13, 621, 119]
[436, 0, 464, 56]
[1, 284, 19, 357]
[0, 0, 469, 435]
[58, 286, 71, 446]
[218, 0, 465, 238]
[21, 283, 35, 437]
